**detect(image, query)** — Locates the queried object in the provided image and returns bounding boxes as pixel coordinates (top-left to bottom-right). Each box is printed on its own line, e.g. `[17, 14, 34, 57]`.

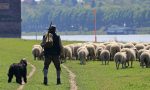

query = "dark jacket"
[41, 32, 63, 56]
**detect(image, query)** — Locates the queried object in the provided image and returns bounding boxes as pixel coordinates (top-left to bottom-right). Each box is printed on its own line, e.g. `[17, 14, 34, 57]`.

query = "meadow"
[0, 39, 75, 90]
[0, 38, 150, 90]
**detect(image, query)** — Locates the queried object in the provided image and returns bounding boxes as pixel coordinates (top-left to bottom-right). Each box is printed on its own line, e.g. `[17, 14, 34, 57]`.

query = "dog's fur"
[8, 58, 27, 84]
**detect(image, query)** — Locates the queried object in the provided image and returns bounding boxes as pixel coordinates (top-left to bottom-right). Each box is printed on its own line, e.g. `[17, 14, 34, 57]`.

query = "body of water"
[22, 35, 150, 42]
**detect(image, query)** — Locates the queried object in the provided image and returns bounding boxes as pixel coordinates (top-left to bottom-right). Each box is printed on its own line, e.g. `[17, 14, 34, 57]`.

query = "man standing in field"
[41, 24, 63, 85]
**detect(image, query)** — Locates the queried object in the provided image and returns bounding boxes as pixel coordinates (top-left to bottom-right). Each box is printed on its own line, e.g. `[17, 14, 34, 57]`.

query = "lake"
[22, 35, 150, 42]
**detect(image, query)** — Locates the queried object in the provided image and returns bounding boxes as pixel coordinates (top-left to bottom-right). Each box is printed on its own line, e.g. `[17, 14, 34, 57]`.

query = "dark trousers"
[43, 55, 61, 80]
[44, 55, 61, 71]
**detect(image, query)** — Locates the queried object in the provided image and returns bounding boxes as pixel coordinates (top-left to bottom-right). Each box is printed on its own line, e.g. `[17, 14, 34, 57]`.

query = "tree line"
[21, 0, 150, 33]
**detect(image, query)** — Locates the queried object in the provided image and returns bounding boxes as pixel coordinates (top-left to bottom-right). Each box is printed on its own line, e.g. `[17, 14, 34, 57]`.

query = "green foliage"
[21, 0, 150, 34]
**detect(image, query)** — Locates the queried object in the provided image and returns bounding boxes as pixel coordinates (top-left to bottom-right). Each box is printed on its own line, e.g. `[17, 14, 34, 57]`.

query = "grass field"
[0, 38, 76, 90]
[64, 61, 150, 90]
[0, 38, 150, 90]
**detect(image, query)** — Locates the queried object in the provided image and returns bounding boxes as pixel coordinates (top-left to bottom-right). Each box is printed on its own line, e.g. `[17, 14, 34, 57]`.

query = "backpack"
[43, 33, 53, 48]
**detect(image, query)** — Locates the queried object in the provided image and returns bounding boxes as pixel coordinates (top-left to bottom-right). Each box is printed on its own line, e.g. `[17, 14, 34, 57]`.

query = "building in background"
[0, 0, 21, 38]
[105, 25, 136, 35]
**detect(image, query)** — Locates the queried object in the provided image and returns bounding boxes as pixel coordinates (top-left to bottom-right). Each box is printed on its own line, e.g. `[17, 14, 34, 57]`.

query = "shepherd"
[41, 23, 63, 85]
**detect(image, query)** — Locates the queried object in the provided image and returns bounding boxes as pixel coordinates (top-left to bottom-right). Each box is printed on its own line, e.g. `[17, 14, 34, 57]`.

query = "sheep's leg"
[123, 62, 126, 69]
[83, 58, 86, 65]
[116, 62, 119, 69]
[126, 61, 129, 67]
[141, 62, 144, 68]
[80, 59, 82, 65]
[125, 62, 127, 68]
[122, 63, 123, 69]
[115, 62, 118, 69]
[145, 61, 148, 68]
[123, 63, 125, 69]
[107, 59, 109, 65]
[34, 55, 36, 60]
[117, 63, 120, 69]
[105, 60, 106, 65]
[37, 57, 40, 60]
[128, 61, 129, 67]
[130, 60, 133, 68]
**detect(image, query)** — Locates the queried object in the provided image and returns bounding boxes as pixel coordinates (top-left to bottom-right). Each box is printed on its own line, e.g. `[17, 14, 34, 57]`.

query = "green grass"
[1, 38, 150, 90]
[64, 61, 150, 90]
[0, 38, 70, 90]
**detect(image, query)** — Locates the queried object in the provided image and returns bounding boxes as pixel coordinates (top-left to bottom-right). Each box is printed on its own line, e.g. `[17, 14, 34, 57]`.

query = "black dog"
[8, 58, 27, 84]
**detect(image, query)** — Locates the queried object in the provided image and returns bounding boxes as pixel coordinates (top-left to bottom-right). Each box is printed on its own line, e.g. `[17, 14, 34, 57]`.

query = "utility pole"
[92, 6, 97, 42]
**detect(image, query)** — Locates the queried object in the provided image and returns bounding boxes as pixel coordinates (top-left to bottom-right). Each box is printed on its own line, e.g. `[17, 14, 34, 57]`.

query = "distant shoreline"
[21, 35, 150, 43]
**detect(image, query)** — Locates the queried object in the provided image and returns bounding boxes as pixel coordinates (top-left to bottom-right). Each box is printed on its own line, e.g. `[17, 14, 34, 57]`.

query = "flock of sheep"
[32, 41, 150, 69]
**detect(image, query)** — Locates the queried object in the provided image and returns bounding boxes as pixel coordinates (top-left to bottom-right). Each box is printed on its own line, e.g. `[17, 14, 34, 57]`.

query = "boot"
[43, 69, 48, 85]
[43, 77, 48, 85]
[57, 78, 61, 85]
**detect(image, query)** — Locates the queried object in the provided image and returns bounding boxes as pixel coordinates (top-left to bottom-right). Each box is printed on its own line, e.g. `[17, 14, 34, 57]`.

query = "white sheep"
[114, 52, 127, 69]
[100, 50, 110, 65]
[85, 44, 96, 60]
[32, 45, 44, 60]
[135, 44, 145, 51]
[73, 43, 82, 60]
[110, 44, 121, 60]
[137, 49, 146, 61]
[62, 46, 72, 61]
[95, 47, 103, 60]
[124, 43, 135, 48]
[145, 45, 150, 50]
[121, 48, 136, 68]
[66, 44, 74, 58]
[140, 51, 150, 68]
[77, 46, 89, 65]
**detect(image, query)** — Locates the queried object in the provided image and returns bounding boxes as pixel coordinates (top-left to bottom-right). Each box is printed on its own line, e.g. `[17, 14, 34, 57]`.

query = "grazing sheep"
[73, 43, 82, 60]
[32, 45, 44, 60]
[143, 43, 148, 46]
[145, 45, 150, 50]
[86, 44, 96, 60]
[135, 44, 145, 51]
[77, 46, 89, 65]
[62, 46, 72, 62]
[110, 44, 121, 60]
[118, 43, 124, 49]
[137, 49, 146, 61]
[140, 51, 150, 68]
[100, 50, 110, 65]
[105, 44, 111, 51]
[92, 43, 105, 49]
[95, 47, 103, 60]
[114, 52, 127, 69]
[67, 44, 74, 58]
[124, 43, 135, 48]
[131, 42, 137, 46]
[121, 48, 136, 68]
